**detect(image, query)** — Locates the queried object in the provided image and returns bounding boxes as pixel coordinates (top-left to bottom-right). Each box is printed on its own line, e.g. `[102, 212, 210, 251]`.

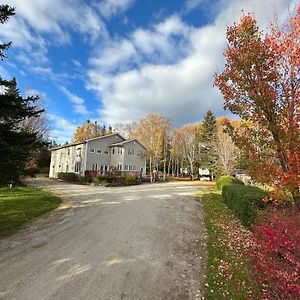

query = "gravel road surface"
[0, 179, 207, 300]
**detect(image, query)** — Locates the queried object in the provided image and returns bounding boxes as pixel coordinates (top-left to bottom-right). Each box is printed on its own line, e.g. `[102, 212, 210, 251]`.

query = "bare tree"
[212, 129, 238, 176]
[179, 125, 198, 180]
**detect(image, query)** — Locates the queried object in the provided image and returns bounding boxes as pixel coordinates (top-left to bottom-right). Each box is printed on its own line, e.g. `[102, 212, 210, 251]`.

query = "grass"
[0, 186, 62, 237]
[196, 190, 261, 299]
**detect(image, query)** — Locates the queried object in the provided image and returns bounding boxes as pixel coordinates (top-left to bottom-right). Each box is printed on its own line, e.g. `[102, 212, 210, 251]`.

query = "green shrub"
[23, 167, 40, 177]
[57, 172, 80, 182]
[222, 184, 269, 227]
[39, 167, 50, 174]
[80, 176, 93, 184]
[124, 174, 138, 185]
[216, 175, 244, 190]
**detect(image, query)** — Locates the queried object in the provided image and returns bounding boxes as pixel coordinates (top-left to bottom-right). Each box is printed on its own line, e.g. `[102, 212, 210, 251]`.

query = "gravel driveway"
[0, 179, 207, 300]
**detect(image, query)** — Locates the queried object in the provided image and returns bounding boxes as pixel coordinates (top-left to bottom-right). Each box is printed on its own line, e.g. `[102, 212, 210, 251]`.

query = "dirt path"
[0, 179, 207, 300]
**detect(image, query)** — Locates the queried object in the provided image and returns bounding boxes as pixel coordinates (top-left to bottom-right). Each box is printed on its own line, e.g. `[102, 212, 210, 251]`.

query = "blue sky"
[0, 0, 297, 142]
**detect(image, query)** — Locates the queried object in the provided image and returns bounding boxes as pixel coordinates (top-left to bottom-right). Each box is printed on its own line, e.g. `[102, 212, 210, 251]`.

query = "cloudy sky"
[0, 0, 297, 142]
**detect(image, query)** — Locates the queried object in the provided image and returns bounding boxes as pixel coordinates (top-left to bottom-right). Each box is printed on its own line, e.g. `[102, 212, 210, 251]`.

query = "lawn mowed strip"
[196, 191, 261, 299]
[0, 186, 61, 237]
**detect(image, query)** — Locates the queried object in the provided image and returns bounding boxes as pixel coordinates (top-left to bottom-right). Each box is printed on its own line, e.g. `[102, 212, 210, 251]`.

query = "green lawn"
[196, 191, 261, 299]
[0, 186, 61, 237]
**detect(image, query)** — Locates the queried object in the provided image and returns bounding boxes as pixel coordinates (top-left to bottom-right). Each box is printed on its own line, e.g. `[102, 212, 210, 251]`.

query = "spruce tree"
[200, 110, 217, 177]
[0, 5, 44, 184]
[0, 5, 15, 60]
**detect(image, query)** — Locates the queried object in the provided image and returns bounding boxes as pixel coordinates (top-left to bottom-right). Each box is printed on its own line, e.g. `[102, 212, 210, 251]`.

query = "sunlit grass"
[196, 190, 261, 299]
[0, 186, 61, 237]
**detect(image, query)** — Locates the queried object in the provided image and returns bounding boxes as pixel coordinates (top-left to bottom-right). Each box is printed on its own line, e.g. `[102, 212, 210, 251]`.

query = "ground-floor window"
[75, 162, 81, 173]
[92, 163, 98, 171]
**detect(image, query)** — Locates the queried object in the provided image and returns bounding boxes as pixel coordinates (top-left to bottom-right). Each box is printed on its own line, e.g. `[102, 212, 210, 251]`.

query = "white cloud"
[6, 0, 107, 43]
[0, 0, 109, 68]
[183, 0, 206, 14]
[87, 0, 292, 127]
[48, 114, 78, 143]
[59, 86, 90, 116]
[96, 0, 134, 18]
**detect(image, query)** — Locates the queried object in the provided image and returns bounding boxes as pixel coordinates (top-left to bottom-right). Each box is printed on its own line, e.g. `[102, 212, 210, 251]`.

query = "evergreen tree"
[0, 5, 44, 184]
[200, 110, 217, 176]
[0, 5, 14, 60]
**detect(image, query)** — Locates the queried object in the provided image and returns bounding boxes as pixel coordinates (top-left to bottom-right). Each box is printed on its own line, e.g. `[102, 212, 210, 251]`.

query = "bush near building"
[216, 175, 244, 190]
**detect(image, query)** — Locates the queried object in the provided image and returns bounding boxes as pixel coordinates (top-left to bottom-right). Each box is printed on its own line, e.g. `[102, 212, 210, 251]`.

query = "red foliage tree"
[250, 210, 300, 299]
[214, 6, 300, 210]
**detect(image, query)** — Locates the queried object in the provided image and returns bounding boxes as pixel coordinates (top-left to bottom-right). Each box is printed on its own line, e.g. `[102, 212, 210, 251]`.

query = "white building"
[49, 133, 147, 178]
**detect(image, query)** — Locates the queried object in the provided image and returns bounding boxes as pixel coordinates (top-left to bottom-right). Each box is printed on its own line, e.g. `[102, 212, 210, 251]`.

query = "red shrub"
[250, 209, 300, 299]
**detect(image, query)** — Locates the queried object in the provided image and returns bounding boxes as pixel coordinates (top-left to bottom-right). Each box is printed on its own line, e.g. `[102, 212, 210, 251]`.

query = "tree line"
[1, 2, 299, 211]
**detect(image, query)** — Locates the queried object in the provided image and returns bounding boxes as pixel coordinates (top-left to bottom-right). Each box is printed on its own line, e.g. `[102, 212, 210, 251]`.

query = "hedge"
[57, 172, 80, 182]
[222, 184, 269, 227]
[216, 175, 244, 190]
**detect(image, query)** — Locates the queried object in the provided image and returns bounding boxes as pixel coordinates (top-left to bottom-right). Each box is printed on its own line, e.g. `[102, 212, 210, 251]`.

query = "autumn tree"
[114, 121, 139, 139]
[169, 129, 183, 177]
[177, 124, 199, 180]
[214, 7, 300, 210]
[212, 118, 239, 176]
[135, 113, 170, 181]
[73, 120, 109, 142]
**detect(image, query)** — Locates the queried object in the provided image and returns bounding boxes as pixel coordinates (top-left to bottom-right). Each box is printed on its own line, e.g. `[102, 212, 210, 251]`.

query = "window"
[104, 151, 109, 154]
[129, 165, 133, 171]
[133, 166, 136, 171]
[124, 165, 128, 171]
[141, 167, 144, 173]
[112, 148, 115, 155]
[67, 148, 70, 155]
[100, 165, 104, 171]
[75, 162, 81, 173]
[76, 147, 81, 157]
[128, 149, 134, 155]
[90, 149, 95, 153]
[92, 163, 98, 171]
[97, 150, 102, 154]
[66, 165, 69, 172]
[118, 148, 123, 155]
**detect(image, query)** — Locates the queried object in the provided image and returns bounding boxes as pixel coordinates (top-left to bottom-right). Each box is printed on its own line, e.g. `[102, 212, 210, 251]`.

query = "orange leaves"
[214, 5, 300, 207]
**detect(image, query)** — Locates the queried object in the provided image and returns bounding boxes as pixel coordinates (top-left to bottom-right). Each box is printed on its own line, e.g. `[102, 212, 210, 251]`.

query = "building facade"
[49, 133, 147, 178]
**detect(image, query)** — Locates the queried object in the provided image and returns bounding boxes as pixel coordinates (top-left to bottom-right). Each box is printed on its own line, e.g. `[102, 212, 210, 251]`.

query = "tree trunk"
[190, 161, 194, 180]
[149, 156, 153, 183]
[167, 158, 171, 177]
[163, 140, 166, 181]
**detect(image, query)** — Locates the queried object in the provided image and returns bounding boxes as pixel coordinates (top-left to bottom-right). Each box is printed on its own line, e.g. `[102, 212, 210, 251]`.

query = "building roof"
[109, 139, 147, 150]
[50, 133, 125, 151]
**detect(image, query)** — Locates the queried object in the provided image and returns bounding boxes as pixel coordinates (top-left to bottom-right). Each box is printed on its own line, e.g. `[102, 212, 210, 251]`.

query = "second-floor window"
[128, 149, 134, 155]
[76, 148, 81, 157]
